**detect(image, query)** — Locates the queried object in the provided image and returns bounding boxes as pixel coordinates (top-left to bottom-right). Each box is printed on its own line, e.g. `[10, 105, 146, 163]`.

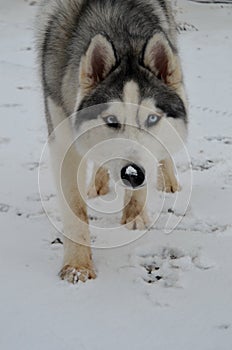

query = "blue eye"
[103, 115, 121, 129]
[146, 114, 160, 127]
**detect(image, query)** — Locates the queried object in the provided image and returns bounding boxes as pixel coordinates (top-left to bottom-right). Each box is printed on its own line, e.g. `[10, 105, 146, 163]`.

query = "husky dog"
[36, 0, 188, 283]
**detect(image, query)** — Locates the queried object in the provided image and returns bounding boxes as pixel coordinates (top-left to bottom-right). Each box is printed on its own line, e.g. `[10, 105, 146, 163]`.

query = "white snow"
[0, 0, 232, 349]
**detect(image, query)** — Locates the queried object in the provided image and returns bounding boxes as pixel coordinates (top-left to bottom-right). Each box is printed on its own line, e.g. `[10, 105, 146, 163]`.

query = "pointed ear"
[143, 33, 182, 88]
[79, 34, 117, 93]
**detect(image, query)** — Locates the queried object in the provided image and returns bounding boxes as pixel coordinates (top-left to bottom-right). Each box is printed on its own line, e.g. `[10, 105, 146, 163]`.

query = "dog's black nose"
[121, 164, 145, 188]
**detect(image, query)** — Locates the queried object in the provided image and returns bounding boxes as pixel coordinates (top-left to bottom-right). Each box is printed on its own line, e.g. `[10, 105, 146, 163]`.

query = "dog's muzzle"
[121, 163, 145, 188]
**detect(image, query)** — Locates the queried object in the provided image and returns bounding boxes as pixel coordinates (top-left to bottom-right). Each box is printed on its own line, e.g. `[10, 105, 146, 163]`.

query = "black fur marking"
[75, 103, 110, 129]
[75, 55, 187, 127]
[103, 115, 121, 129]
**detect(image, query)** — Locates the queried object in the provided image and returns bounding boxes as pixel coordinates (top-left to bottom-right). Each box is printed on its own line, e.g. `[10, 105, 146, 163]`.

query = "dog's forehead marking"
[122, 80, 140, 126]
[123, 81, 140, 105]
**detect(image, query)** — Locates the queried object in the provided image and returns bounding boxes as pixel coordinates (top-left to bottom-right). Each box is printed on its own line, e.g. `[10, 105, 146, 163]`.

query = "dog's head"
[74, 33, 188, 189]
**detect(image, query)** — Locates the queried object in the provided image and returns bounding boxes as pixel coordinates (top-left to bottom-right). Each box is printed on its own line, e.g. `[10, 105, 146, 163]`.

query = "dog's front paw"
[156, 175, 181, 193]
[59, 264, 96, 284]
[121, 209, 150, 230]
[157, 161, 181, 193]
[87, 181, 109, 198]
[87, 167, 110, 198]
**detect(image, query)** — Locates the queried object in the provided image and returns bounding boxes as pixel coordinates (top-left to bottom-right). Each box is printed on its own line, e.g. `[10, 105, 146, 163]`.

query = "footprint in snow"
[177, 22, 198, 33]
[0, 203, 10, 213]
[0, 137, 10, 145]
[205, 136, 232, 145]
[23, 162, 40, 171]
[191, 158, 215, 171]
[138, 247, 214, 287]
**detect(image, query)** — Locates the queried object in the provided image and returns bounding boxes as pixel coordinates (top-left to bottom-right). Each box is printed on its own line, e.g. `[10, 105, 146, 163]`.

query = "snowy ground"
[1, 0, 232, 349]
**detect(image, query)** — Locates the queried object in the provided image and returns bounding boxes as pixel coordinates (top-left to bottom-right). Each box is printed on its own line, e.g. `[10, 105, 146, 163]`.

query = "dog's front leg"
[87, 165, 110, 198]
[47, 100, 96, 283]
[51, 139, 96, 283]
[121, 188, 150, 230]
[157, 157, 181, 193]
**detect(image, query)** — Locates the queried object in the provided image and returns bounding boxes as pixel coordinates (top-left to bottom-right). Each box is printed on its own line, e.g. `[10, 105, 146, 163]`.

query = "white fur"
[47, 99, 93, 277]
[74, 85, 186, 188]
